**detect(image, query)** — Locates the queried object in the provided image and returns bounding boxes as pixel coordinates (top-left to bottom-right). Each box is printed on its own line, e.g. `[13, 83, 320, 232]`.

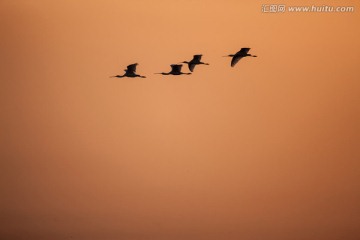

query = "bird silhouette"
[224, 48, 257, 67]
[110, 63, 146, 78]
[155, 64, 191, 75]
[181, 54, 209, 72]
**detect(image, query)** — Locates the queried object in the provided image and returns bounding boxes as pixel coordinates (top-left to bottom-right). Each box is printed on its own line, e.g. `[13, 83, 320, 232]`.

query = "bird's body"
[155, 64, 191, 75]
[181, 54, 209, 72]
[224, 48, 257, 67]
[110, 63, 146, 78]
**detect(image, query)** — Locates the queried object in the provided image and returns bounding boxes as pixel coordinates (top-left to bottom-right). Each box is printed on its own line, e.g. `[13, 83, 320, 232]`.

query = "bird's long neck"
[110, 75, 124, 78]
[248, 54, 257, 57]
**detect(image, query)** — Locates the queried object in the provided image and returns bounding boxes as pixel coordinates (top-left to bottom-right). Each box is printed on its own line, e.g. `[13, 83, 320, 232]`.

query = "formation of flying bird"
[111, 48, 257, 78]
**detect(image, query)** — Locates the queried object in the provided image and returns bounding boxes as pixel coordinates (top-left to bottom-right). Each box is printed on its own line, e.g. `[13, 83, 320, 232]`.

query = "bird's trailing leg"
[110, 75, 124, 78]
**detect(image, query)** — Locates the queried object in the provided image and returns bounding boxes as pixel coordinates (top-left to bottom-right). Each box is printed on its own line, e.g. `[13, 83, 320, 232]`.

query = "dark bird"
[181, 54, 209, 72]
[224, 48, 257, 67]
[110, 63, 146, 78]
[155, 64, 191, 75]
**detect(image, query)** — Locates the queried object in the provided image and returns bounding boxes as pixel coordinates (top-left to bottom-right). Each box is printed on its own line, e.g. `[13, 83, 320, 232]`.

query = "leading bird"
[181, 54, 209, 72]
[224, 48, 257, 67]
[110, 63, 146, 78]
[155, 64, 191, 75]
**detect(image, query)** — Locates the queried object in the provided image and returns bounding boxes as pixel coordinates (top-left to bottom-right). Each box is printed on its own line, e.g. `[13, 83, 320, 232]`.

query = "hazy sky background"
[1, 0, 360, 239]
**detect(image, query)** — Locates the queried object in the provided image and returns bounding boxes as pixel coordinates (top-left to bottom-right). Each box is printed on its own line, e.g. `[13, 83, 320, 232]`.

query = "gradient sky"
[1, 1, 360, 240]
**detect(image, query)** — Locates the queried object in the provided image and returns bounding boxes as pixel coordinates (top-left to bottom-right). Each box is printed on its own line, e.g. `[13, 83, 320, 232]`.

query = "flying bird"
[181, 54, 209, 72]
[110, 63, 146, 78]
[155, 64, 191, 75]
[224, 48, 257, 67]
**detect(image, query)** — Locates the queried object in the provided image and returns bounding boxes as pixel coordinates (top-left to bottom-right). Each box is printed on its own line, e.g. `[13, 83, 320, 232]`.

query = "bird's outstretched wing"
[171, 64, 182, 73]
[238, 48, 250, 55]
[193, 54, 202, 62]
[231, 56, 242, 67]
[127, 63, 138, 73]
[189, 63, 196, 72]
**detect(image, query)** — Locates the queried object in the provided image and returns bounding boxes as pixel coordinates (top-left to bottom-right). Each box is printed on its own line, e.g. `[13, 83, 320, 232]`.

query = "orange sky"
[1, 1, 360, 239]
